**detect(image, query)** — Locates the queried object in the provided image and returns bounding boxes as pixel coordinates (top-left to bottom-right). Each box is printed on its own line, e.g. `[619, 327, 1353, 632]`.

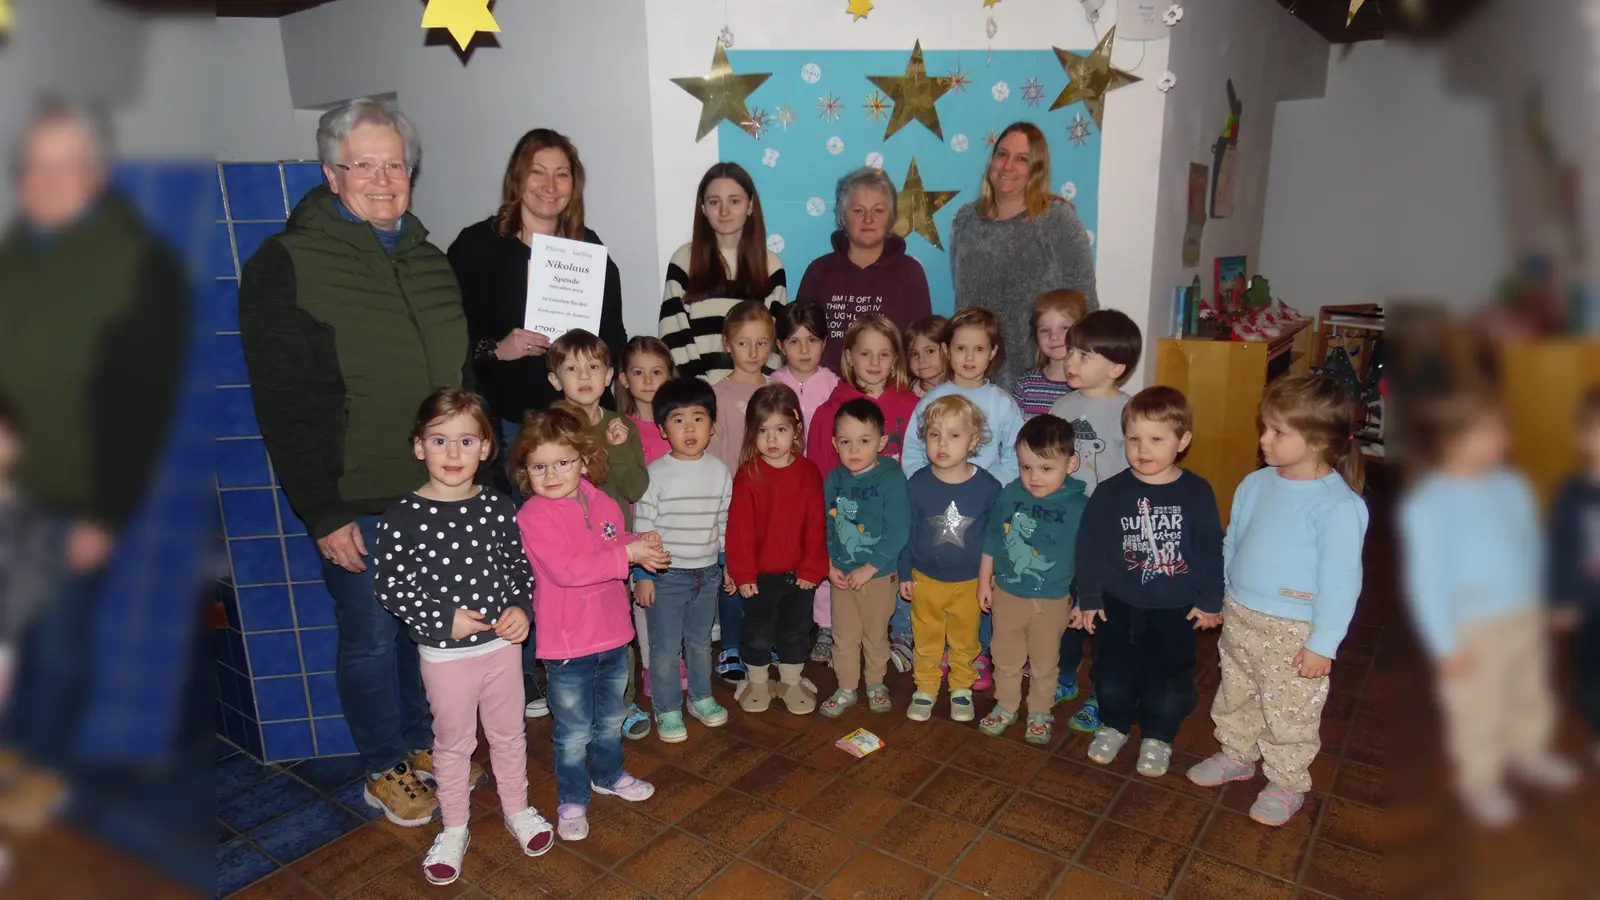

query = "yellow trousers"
[910, 571, 981, 694]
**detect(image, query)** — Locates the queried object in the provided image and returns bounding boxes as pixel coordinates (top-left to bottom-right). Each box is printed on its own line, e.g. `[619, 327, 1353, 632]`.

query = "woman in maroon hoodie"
[796, 167, 932, 371]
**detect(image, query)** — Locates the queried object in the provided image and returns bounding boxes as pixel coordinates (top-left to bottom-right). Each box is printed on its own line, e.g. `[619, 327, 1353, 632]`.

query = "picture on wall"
[1214, 255, 1248, 311]
[1182, 162, 1206, 267]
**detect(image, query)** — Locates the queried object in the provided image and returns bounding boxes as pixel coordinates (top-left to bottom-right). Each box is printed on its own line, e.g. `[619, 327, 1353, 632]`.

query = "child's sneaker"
[820, 688, 857, 718]
[656, 711, 688, 743]
[1024, 712, 1053, 745]
[504, 808, 554, 857]
[866, 683, 892, 713]
[623, 705, 652, 740]
[811, 627, 834, 662]
[1054, 676, 1080, 705]
[716, 649, 746, 685]
[363, 762, 438, 827]
[972, 654, 994, 691]
[907, 691, 936, 722]
[889, 637, 914, 673]
[524, 670, 550, 718]
[591, 773, 655, 802]
[1135, 739, 1173, 777]
[689, 696, 729, 727]
[422, 826, 469, 884]
[1248, 784, 1305, 827]
[949, 688, 975, 722]
[1067, 695, 1100, 732]
[1086, 726, 1129, 765]
[1185, 751, 1256, 787]
[1510, 753, 1580, 791]
[978, 706, 1018, 737]
[556, 803, 589, 841]
[1461, 786, 1518, 829]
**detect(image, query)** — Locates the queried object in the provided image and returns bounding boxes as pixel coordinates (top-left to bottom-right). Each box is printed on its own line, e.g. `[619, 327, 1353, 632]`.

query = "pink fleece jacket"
[518, 478, 637, 661]
[772, 366, 842, 444]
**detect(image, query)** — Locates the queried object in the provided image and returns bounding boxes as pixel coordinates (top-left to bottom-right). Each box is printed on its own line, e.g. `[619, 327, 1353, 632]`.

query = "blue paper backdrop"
[720, 47, 1102, 314]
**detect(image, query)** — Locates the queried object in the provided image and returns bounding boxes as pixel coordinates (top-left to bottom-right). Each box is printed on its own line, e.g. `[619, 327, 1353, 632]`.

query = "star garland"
[847, 0, 875, 21]
[817, 92, 844, 122]
[1050, 27, 1142, 129]
[671, 40, 773, 142]
[420, 0, 500, 52]
[867, 41, 954, 141]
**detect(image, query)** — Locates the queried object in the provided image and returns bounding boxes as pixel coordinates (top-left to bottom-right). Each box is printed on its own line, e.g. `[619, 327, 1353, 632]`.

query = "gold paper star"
[1347, 0, 1366, 25]
[0, 0, 12, 37]
[420, 0, 500, 52]
[1050, 27, 1142, 128]
[847, 0, 875, 21]
[671, 41, 773, 142]
[864, 91, 890, 122]
[893, 158, 959, 250]
[983, 0, 1003, 6]
[868, 41, 954, 141]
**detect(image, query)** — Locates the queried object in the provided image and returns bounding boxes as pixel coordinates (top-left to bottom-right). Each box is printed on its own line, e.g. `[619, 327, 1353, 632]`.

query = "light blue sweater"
[1224, 467, 1369, 658]
[900, 381, 1023, 484]
[1398, 468, 1543, 658]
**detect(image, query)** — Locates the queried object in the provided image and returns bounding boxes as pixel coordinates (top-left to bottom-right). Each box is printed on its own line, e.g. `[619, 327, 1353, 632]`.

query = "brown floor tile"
[694, 860, 806, 900]
[843, 746, 942, 797]
[614, 830, 731, 900]
[1077, 822, 1188, 896]
[798, 777, 904, 840]
[674, 730, 769, 784]
[746, 817, 857, 888]
[566, 802, 666, 869]
[1301, 840, 1383, 899]
[952, 735, 1050, 785]
[228, 870, 324, 900]
[1196, 809, 1309, 881]
[819, 848, 939, 900]
[293, 822, 407, 896]
[732, 754, 832, 809]
[1108, 781, 1213, 843]
[950, 834, 1065, 900]
[343, 855, 471, 900]
[570, 875, 653, 900]
[1172, 852, 1295, 900]
[1027, 756, 1127, 815]
[1329, 761, 1382, 809]
[525, 774, 562, 818]
[911, 766, 1015, 826]
[1159, 750, 1227, 801]
[1342, 715, 1384, 768]
[1050, 867, 1159, 898]
[372, 816, 444, 853]
[928, 881, 988, 900]
[991, 792, 1098, 857]
[721, 707, 809, 748]
[1321, 690, 1359, 723]
[1319, 797, 1383, 856]
[638, 764, 718, 823]
[869, 804, 980, 873]
[680, 788, 786, 851]
[474, 845, 603, 900]
[1219, 778, 1323, 833]
[889, 717, 980, 762]
[778, 723, 857, 773]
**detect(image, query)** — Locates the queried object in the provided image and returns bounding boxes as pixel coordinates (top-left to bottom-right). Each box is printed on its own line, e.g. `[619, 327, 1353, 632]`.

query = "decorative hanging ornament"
[868, 41, 954, 140]
[671, 40, 773, 142]
[846, 0, 874, 21]
[1346, 0, 1366, 26]
[985, 16, 998, 66]
[0, 0, 12, 37]
[892, 158, 960, 250]
[420, 0, 500, 52]
[1164, 4, 1184, 25]
[1157, 71, 1177, 93]
[1050, 27, 1143, 128]
[982, 0, 1002, 6]
[719, 26, 735, 48]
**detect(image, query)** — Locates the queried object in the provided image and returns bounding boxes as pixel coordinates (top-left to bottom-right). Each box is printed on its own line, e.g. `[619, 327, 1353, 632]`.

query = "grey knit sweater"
[949, 200, 1100, 389]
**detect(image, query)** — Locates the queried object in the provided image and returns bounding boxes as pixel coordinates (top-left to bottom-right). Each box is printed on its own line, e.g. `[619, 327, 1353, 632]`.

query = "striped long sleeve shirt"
[632, 452, 734, 577]
[657, 242, 787, 385]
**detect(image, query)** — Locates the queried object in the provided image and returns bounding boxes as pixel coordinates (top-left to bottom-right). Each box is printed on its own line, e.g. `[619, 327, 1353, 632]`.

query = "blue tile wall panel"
[231, 222, 283, 269]
[221, 164, 288, 221]
[306, 674, 341, 718]
[284, 164, 324, 211]
[237, 586, 294, 633]
[221, 489, 279, 539]
[291, 581, 335, 628]
[216, 439, 271, 489]
[262, 720, 315, 761]
[254, 676, 309, 722]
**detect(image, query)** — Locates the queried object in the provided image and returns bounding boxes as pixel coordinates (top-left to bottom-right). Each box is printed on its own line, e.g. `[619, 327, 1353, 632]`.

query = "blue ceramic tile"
[217, 818, 235, 846]
[279, 494, 307, 536]
[330, 778, 383, 820]
[217, 772, 316, 832]
[228, 629, 251, 678]
[291, 580, 335, 628]
[204, 277, 240, 334]
[285, 536, 323, 583]
[215, 837, 277, 896]
[312, 716, 357, 758]
[254, 676, 308, 722]
[217, 439, 271, 489]
[221, 706, 245, 748]
[215, 660, 242, 711]
[299, 627, 337, 673]
[242, 717, 265, 758]
[143, 162, 211, 224]
[233, 222, 285, 268]
[213, 165, 228, 219]
[216, 386, 259, 438]
[261, 719, 314, 762]
[215, 750, 275, 798]
[290, 755, 366, 792]
[244, 631, 301, 678]
[222, 163, 287, 221]
[283, 164, 325, 211]
[216, 735, 239, 761]
[209, 223, 238, 280]
[229, 536, 285, 585]
[212, 627, 236, 671]
[305, 672, 341, 717]
[217, 580, 240, 630]
[249, 798, 362, 863]
[234, 668, 258, 720]
[237, 585, 293, 632]
[222, 489, 279, 539]
[215, 332, 250, 387]
[110, 163, 149, 201]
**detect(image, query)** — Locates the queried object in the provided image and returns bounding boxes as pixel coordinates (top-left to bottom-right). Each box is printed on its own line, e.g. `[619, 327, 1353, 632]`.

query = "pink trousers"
[420, 643, 528, 827]
[814, 582, 832, 628]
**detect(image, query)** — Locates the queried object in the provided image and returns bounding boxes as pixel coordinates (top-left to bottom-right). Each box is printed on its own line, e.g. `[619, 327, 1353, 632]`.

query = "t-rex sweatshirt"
[982, 478, 1088, 601]
[822, 456, 910, 579]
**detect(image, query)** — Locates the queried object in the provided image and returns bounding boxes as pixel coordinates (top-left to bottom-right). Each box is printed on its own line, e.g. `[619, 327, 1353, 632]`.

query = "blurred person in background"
[1550, 387, 1600, 764]
[1399, 385, 1579, 829]
[239, 97, 470, 827]
[0, 97, 189, 821]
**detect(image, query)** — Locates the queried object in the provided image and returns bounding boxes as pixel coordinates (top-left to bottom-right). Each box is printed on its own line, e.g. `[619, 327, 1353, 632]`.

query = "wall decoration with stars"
[420, 0, 500, 52]
[713, 46, 1103, 312]
[846, 0, 875, 21]
[1050, 27, 1141, 129]
[0, 0, 12, 38]
[672, 40, 773, 142]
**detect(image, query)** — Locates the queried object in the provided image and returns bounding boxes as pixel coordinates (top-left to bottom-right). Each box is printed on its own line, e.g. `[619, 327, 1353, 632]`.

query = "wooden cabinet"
[1500, 338, 1600, 511]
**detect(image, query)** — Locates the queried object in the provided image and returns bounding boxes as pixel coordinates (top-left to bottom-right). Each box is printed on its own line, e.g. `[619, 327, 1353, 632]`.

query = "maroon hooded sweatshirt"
[796, 230, 934, 371]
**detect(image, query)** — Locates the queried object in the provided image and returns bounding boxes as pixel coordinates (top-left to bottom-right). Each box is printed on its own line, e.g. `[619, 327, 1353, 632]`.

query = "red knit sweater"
[727, 455, 830, 587]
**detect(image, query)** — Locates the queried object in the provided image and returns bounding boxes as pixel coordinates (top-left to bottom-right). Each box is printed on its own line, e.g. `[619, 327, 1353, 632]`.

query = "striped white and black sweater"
[657, 242, 787, 385]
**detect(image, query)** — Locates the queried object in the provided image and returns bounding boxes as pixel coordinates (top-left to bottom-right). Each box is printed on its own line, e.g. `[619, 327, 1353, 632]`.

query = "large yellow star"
[671, 40, 773, 143]
[0, 0, 12, 37]
[867, 41, 954, 141]
[846, 0, 874, 21]
[893, 158, 960, 251]
[420, 0, 499, 52]
[1347, 0, 1366, 25]
[1049, 27, 1142, 129]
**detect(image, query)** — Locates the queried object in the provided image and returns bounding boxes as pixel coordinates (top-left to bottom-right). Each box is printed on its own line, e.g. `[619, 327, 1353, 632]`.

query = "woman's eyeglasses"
[336, 161, 411, 181]
[526, 458, 578, 477]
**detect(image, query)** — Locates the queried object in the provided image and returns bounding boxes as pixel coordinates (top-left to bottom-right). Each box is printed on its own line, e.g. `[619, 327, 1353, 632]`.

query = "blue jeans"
[1059, 627, 1089, 687]
[5, 541, 101, 766]
[324, 516, 433, 776]
[889, 595, 913, 643]
[718, 584, 743, 655]
[544, 644, 629, 806]
[500, 418, 526, 507]
[643, 565, 719, 713]
[979, 609, 993, 655]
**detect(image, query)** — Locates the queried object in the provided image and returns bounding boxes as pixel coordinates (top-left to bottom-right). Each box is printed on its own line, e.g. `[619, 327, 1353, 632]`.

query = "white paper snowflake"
[950, 133, 970, 153]
[1163, 4, 1184, 25]
[806, 197, 827, 217]
[827, 136, 845, 155]
[801, 63, 823, 84]
[992, 81, 1010, 102]
[1066, 114, 1093, 146]
[1059, 181, 1077, 200]
[719, 26, 736, 47]
[1157, 71, 1177, 93]
[762, 148, 780, 168]
[985, 16, 997, 38]
[767, 234, 785, 253]
[865, 151, 884, 169]
[775, 105, 795, 129]
[1085, 229, 1096, 246]
[1021, 76, 1045, 107]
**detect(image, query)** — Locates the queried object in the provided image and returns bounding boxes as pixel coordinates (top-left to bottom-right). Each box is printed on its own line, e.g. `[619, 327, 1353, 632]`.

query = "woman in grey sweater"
[949, 121, 1099, 389]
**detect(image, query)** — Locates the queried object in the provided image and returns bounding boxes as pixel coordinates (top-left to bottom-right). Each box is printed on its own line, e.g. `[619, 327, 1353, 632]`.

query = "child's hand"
[1187, 608, 1223, 630]
[1551, 606, 1581, 631]
[626, 540, 671, 572]
[1075, 609, 1106, 634]
[494, 606, 530, 643]
[738, 583, 758, 598]
[845, 564, 878, 590]
[1291, 647, 1332, 679]
[899, 579, 915, 601]
[451, 608, 494, 640]
[640, 531, 664, 551]
[605, 417, 630, 446]
[722, 572, 736, 594]
[828, 566, 849, 591]
[634, 580, 657, 607]
[977, 579, 993, 612]
[797, 578, 817, 590]
[1436, 648, 1473, 680]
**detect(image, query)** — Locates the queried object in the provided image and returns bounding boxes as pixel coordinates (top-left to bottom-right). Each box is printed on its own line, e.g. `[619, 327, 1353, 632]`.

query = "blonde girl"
[1013, 289, 1087, 418]
[904, 314, 949, 397]
[617, 336, 676, 465]
[807, 316, 919, 474]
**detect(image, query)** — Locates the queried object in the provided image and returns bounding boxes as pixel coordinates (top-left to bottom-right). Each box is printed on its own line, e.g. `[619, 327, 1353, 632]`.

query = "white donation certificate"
[523, 234, 608, 339]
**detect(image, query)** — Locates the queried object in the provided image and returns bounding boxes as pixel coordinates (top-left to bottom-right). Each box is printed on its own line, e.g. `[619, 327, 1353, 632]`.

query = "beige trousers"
[989, 587, 1073, 716]
[832, 574, 899, 692]
[1436, 608, 1557, 794]
[1211, 598, 1330, 793]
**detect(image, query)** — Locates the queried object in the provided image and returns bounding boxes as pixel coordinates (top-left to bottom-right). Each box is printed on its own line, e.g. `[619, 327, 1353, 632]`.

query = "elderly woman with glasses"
[239, 98, 472, 830]
[795, 166, 932, 372]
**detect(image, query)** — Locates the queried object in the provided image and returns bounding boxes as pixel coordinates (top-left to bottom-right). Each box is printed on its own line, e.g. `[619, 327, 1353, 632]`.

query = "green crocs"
[820, 688, 858, 718]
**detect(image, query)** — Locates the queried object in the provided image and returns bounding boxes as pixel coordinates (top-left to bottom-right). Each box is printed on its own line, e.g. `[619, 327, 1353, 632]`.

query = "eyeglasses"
[526, 458, 578, 477]
[423, 436, 481, 453]
[336, 161, 411, 181]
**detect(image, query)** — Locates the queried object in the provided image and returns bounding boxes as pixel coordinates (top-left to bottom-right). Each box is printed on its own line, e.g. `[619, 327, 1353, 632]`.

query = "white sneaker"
[504, 808, 555, 857]
[1086, 727, 1129, 765]
[1511, 753, 1580, 791]
[1135, 739, 1173, 777]
[1461, 787, 1518, 829]
[422, 825, 470, 885]
[525, 697, 550, 718]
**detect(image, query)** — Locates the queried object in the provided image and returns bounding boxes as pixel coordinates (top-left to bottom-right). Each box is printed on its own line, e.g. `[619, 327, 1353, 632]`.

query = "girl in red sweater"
[727, 384, 830, 714]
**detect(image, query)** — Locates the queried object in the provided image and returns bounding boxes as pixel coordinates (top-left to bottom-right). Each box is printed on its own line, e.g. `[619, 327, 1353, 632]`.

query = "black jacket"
[447, 218, 627, 424]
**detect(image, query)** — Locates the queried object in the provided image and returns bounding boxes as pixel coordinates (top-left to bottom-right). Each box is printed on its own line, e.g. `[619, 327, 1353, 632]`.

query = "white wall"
[213, 18, 321, 162]
[1257, 41, 1506, 315]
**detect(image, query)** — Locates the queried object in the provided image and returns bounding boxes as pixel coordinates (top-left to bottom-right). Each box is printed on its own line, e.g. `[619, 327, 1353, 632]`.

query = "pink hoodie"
[518, 478, 637, 660]
[772, 366, 842, 443]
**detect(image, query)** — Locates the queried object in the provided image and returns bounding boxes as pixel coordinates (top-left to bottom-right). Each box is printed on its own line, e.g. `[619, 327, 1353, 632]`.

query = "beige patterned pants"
[1435, 608, 1557, 794]
[1211, 598, 1330, 793]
